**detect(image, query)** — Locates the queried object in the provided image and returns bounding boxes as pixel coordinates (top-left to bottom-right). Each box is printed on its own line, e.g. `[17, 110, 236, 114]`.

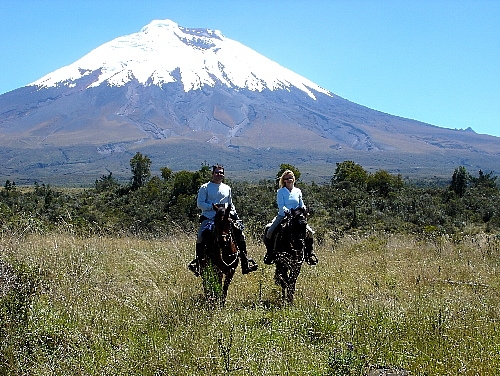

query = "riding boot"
[188, 243, 204, 277]
[239, 241, 258, 274]
[304, 237, 318, 265]
[263, 236, 275, 265]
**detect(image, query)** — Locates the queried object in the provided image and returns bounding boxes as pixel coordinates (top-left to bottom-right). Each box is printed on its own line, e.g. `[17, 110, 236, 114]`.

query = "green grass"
[1, 230, 499, 375]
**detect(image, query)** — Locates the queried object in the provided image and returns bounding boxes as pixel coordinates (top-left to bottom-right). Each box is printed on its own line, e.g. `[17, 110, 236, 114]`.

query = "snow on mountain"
[31, 19, 332, 100]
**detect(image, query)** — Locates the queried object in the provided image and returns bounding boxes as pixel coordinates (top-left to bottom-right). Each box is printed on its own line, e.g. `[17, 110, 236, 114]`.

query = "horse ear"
[212, 203, 218, 211]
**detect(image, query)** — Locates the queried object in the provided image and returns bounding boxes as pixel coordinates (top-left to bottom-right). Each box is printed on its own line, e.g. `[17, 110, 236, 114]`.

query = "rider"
[263, 169, 318, 265]
[188, 164, 258, 276]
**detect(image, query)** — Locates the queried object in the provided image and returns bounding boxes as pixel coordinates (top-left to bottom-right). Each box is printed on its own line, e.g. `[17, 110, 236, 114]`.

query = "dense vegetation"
[1, 155, 499, 374]
[1, 156, 499, 240]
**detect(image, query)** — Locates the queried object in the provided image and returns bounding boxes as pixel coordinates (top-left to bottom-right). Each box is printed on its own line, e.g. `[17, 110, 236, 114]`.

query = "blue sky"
[1, 0, 499, 137]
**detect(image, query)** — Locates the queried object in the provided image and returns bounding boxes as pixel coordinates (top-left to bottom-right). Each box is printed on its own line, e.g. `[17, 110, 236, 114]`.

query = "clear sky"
[1, 0, 499, 137]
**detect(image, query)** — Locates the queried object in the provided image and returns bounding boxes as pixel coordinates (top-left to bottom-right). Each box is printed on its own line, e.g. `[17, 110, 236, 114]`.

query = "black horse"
[199, 204, 239, 305]
[269, 207, 309, 303]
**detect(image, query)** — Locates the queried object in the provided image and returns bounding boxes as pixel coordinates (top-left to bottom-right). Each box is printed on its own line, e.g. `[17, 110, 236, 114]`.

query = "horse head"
[213, 204, 235, 252]
[287, 207, 308, 250]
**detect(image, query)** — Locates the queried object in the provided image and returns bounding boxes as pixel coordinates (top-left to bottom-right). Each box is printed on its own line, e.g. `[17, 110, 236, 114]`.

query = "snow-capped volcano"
[32, 19, 331, 100]
[2, 18, 499, 184]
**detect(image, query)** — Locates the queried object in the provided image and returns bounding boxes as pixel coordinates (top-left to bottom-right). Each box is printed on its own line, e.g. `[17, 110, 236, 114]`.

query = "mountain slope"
[0, 19, 499, 184]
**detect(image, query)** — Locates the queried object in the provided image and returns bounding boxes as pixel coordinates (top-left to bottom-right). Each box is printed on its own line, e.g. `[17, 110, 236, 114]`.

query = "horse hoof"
[306, 254, 318, 265]
[263, 254, 275, 265]
[188, 262, 200, 277]
[242, 263, 258, 274]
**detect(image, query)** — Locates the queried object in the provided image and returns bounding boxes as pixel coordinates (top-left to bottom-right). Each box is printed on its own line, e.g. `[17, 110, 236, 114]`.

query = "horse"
[199, 204, 239, 305]
[270, 207, 308, 303]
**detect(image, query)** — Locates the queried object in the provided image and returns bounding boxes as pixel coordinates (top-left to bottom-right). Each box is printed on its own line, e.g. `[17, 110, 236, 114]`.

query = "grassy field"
[1, 229, 499, 375]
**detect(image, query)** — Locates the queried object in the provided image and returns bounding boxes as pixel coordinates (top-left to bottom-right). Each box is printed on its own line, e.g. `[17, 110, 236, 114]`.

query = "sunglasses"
[284, 177, 294, 181]
[214, 171, 224, 175]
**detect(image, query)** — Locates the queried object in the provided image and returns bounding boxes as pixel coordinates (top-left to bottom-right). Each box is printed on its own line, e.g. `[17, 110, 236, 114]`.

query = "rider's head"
[279, 170, 295, 188]
[211, 164, 225, 183]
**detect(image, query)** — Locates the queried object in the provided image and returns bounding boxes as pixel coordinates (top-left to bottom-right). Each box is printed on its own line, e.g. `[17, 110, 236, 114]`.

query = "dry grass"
[1, 230, 499, 375]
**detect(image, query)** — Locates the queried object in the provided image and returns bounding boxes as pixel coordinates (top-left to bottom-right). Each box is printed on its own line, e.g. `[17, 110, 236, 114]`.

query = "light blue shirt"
[276, 186, 304, 216]
[197, 181, 235, 219]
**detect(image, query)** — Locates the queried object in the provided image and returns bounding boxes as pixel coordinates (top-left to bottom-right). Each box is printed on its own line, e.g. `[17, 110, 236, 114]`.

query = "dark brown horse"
[272, 207, 308, 303]
[199, 204, 239, 305]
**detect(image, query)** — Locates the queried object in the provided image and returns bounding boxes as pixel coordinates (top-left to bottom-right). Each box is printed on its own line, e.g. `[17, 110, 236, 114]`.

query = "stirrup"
[305, 253, 318, 266]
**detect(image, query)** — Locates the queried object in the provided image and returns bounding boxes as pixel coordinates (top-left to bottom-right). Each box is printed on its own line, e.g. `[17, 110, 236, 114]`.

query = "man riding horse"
[188, 164, 258, 276]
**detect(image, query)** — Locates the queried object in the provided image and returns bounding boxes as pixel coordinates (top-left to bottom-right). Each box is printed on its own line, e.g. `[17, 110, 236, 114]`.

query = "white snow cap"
[31, 19, 332, 99]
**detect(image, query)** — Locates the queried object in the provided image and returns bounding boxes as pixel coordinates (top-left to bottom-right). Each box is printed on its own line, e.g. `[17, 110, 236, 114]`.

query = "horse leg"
[201, 261, 223, 305]
[286, 276, 296, 303]
[286, 266, 294, 301]
[286, 263, 302, 303]
[200, 261, 209, 297]
[274, 263, 286, 288]
[221, 269, 235, 305]
[274, 262, 290, 302]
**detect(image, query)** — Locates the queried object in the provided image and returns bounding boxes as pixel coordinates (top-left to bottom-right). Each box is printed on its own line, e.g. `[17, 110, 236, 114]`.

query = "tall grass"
[1, 230, 499, 375]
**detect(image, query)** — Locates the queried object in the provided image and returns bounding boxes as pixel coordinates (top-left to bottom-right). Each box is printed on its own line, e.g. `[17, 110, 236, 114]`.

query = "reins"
[214, 213, 239, 268]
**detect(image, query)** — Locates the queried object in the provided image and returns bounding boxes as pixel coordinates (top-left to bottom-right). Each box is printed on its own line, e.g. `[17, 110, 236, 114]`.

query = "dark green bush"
[0, 163, 498, 239]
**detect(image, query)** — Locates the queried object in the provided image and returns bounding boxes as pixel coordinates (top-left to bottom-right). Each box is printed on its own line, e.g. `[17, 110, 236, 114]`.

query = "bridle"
[213, 206, 240, 268]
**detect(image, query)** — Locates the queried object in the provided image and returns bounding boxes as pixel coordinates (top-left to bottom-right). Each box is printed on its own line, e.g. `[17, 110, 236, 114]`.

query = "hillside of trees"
[1, 153, 499, 240]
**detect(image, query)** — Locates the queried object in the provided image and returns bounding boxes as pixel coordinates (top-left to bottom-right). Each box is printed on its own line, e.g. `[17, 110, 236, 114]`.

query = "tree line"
[1, 152, 499, 240]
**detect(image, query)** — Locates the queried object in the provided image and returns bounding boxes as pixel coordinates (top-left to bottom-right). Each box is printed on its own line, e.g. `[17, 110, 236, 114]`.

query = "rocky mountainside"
[0, 19, 499, 185]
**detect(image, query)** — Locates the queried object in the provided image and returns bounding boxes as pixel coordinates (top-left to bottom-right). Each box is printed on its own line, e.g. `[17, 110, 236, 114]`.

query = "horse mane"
[283, 207, 307, 226]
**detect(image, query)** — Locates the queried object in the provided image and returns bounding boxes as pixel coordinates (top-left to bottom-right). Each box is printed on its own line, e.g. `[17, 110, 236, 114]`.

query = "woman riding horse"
[271, 206, 310, 303]
[264, 169, 318, 265]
